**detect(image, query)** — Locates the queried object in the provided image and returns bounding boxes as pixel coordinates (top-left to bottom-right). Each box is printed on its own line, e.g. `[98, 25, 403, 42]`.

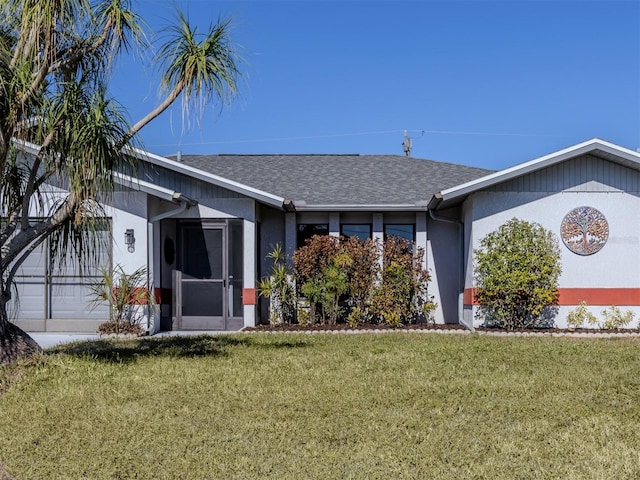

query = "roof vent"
[176, 150, 182, 162]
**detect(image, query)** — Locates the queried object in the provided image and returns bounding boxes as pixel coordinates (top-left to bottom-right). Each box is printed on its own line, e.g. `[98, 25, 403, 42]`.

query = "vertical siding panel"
[551, 164, 560, 192]
[585, 156, 594, 192]
[622, 162, 629, 192]
[613, 160, 621, 191]
[551, 164, 561, 192]
[566, 160, 574, 191]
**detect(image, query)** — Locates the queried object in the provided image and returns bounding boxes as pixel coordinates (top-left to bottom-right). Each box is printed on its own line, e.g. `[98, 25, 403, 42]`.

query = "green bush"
[293, 235, 432, 326]
[566, 301, 597, 329]
[600, 305, 635, 330]
[258, 244, 296, 324]
[474, 218, 562, 330]
[340, 236, 379, 310]
[347, 305, 365, 328]
[370, 237, 432, 326]
[89, 264, 155, 334]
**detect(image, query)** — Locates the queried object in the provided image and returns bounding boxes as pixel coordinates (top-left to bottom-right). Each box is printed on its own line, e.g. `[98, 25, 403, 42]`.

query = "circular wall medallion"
[561, 206, 608, 255]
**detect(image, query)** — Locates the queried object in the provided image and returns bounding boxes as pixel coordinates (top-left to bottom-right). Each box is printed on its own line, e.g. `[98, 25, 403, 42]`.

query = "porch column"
[416, 212, 427, 269]
[372, 213, 383, 241]
[284, 212, 297, 263]
[329, 212, 340, 237]
[243, 218, 257, 328]
[373, 213, 384, 268]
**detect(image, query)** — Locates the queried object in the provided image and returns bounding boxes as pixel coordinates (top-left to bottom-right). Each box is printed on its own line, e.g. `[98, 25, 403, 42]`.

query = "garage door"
[9, 224, 111, 332]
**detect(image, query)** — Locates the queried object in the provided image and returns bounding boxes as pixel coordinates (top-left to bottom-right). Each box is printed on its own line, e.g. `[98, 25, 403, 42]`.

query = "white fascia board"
[126, 146, 286, 209]
[436, 138, 640, 205]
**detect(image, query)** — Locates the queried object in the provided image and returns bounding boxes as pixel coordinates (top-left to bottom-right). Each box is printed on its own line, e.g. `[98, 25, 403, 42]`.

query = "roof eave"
[292, 202, 430, 212]
[435, 138, 640, 208]
[126, 146, 287, 209]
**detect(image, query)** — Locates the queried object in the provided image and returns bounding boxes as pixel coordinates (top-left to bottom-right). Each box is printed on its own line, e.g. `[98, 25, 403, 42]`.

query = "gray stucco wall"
[427, 211, 462, 324]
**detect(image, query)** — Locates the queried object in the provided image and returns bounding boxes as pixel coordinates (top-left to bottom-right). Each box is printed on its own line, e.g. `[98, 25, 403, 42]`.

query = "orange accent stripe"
[464, 288, 640, 306]
[558, 288, 640, 306]
[463, 288, 476, 305]
[242, 288, 258, 305]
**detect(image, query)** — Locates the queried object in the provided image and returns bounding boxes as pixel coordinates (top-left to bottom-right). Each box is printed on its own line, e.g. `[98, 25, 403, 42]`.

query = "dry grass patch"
[0, 334, 639, 479]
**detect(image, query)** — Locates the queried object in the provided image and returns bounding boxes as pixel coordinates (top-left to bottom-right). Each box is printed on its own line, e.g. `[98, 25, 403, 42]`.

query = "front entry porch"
[163, 219, 245, 331]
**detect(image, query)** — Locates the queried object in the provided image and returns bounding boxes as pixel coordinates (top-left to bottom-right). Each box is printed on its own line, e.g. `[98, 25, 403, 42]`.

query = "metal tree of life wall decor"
[561, 206, 609, 255]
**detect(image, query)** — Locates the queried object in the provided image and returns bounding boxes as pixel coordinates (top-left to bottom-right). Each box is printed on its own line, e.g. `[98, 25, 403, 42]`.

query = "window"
[297, 224, 329, 248]
[384, 224, 415, 243]
[341, 224, 372, 241]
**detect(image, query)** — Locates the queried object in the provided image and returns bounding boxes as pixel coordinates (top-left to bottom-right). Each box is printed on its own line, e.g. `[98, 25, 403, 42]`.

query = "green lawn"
[1, 333, 639, 479]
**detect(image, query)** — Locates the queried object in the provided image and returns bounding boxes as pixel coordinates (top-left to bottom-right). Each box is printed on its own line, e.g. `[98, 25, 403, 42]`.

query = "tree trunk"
[0, 296, 42, 364]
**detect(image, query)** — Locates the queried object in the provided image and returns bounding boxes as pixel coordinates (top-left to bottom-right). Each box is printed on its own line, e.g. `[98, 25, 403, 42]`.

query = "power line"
[148, 128, 561, 148]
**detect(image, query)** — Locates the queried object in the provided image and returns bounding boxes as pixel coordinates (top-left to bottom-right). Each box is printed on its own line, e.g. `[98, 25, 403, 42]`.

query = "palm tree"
[0, 0, 242, 363]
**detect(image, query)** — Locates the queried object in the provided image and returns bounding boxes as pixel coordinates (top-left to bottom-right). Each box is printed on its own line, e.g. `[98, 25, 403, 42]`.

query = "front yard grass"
[1, 333, 639, 479]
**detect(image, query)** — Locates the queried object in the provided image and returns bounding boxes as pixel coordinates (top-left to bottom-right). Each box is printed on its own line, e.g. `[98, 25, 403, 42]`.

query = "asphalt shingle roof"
[174, 154, 493, 207]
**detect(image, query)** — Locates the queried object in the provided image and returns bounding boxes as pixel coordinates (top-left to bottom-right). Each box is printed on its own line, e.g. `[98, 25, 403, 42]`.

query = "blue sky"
[111, 0, 640, 170]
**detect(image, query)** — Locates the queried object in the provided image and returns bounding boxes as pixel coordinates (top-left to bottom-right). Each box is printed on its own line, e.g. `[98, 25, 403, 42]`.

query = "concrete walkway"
[30, 330, 236, 349]
[30, 334, 99, 350]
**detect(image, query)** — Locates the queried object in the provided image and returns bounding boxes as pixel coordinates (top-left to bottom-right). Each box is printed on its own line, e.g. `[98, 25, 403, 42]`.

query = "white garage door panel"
[16, 247, 46, 275]
[9, 220, 113, 331]
[9, 281, 46, 318]
[49, 280, 109, 320]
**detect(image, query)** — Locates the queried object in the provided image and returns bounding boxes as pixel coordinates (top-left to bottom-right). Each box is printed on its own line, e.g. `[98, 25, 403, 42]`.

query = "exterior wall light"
[125, 229, 135, 253]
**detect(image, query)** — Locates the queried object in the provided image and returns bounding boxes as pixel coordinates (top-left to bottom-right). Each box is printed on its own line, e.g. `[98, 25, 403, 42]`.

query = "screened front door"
[174, 221, 243, 330]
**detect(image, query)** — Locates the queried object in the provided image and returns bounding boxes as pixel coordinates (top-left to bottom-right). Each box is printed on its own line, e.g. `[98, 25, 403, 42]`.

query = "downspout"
[428, 199, 474, 331]
[147, 193, 197, 333]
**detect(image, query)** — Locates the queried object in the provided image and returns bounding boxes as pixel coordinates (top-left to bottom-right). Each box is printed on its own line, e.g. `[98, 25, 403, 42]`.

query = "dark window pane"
[297, 224, 329, 248]
[341, 224, 372, 241]
[384, 224, 415, 243]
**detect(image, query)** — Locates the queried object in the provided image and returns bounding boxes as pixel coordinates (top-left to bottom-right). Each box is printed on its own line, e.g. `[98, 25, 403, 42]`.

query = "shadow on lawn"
[49, 335, 252, 364]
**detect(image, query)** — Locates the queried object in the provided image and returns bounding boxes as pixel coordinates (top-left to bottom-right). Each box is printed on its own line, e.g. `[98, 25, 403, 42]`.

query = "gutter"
[428, 197, 474, 331]
[292, 201, 430, 212]
[148, 192, 197, 223]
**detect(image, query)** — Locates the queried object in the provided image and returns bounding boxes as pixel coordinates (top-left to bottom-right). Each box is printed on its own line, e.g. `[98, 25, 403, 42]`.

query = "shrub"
[370, 237, 431, 325]
[566, 301, 597, 329]
[258, 244, 296, 324]
[347, 306, 365, 328]
[340, 237, 379, 310]
[89, 264, 155, 335]
[296, 303, 310, 326]
[600, 305, 635, 330]
[474, 218, 562, 330]
[293, 235, 432, 326]
[293, 235, 341, 287]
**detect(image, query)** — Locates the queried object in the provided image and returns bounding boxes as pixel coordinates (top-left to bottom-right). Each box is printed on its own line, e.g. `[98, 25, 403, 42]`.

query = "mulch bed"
[243, 323, 466, 332]
[245, 323, 465, 332]
[244, 323, 639, 334]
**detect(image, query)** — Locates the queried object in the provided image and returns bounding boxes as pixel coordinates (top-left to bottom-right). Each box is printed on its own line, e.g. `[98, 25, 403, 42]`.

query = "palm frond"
[156, 10, 242, 122]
